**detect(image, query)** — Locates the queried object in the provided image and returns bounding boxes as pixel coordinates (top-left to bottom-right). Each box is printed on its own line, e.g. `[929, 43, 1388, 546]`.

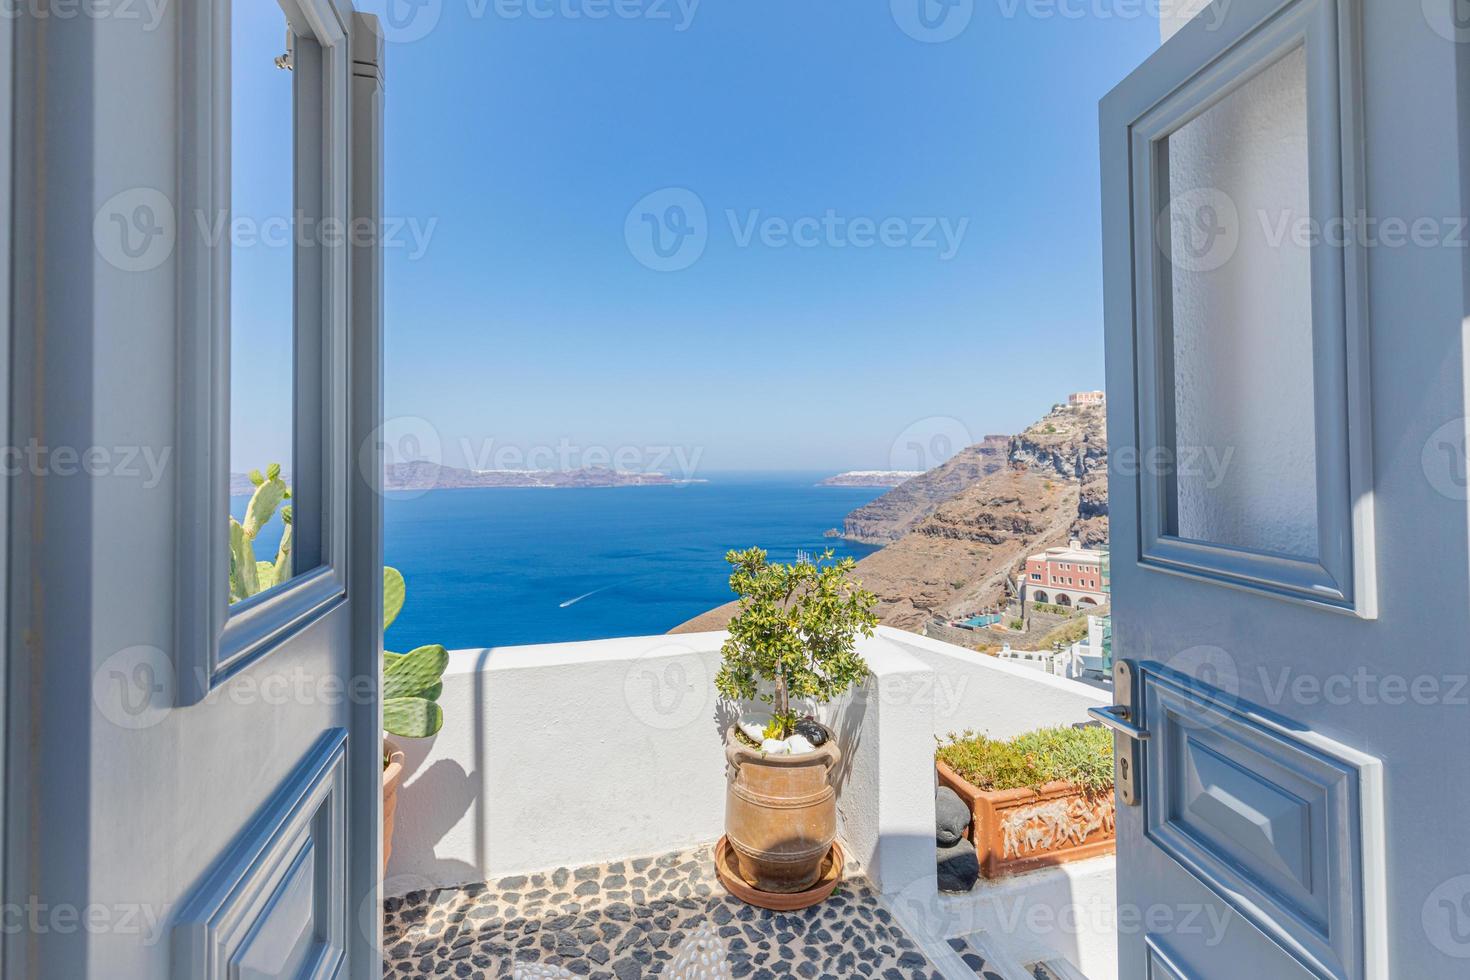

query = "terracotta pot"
[714, 836, 845, 911]
[383, 738, 406, 876]
[724, 726, 840, 894]
[937, 760, 1115, 879]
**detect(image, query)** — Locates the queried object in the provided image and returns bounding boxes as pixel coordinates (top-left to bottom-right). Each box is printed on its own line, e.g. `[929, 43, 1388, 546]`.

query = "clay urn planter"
[936, 758, 1115, 879]
[724, 724, 840, 893]
[711, 547, 879, 908]
[382, 738, 406, 875]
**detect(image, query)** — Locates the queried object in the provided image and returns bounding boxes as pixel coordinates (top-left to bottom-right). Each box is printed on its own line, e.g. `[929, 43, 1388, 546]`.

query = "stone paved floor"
[382, 843, 998, 979]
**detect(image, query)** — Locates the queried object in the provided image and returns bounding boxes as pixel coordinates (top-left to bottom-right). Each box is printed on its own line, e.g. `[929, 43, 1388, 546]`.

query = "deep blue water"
[382, 473, 884, 651]
[233, 473, 886, 652]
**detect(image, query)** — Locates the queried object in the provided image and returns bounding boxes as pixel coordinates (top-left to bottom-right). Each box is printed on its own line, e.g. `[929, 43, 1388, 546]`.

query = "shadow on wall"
[384, 648, 497, 892]
[828, 684, 869, 802]
[387, 748, 480, 892]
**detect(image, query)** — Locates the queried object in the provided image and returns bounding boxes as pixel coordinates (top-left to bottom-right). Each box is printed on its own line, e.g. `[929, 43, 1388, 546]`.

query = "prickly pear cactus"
[228, 464, 293, 603]
[382, 565, 449, 739]
[227, 473, 449, 740]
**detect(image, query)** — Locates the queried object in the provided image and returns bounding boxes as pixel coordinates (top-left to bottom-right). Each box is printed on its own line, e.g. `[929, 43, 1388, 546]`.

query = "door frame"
[0, 6, 12, 975]
[175, 0, 355, 705]
[347, 11, 386, 969]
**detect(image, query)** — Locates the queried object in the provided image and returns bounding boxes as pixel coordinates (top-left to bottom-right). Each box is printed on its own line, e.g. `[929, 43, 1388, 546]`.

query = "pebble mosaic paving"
[382, 843, 1003, 979]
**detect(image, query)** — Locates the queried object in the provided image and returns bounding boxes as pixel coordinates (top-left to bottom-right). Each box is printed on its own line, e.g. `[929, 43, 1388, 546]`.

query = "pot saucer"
[713, 836, 844, 911]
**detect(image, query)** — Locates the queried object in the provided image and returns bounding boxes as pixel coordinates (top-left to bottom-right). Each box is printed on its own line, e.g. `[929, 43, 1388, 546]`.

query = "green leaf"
[383, 566, 406, 632]
[384, 644, 448, 699]
[718, 545, 876, 713]
[384, 696, 443, 738]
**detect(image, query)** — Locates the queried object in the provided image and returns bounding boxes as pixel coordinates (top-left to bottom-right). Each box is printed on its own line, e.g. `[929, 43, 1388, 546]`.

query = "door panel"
[5, 1, 384, 976]
[1102, 0, 1470, 977]
[1142, 666, 1381, 979]
[172, 731, 348, 980]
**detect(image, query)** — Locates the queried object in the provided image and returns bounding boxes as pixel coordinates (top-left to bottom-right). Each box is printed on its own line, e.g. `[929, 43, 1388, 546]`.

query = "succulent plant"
[228, 463, 293, 603]
[382, 566, 449, 739]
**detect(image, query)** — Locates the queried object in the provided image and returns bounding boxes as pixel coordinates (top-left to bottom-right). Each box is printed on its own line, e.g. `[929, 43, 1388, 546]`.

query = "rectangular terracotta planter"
[936, 760, 1116, 879]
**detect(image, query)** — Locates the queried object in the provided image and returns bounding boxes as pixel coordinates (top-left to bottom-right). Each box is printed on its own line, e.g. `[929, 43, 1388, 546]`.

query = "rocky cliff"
[849, 401, 1107, 629]
[841, 436, 1010, 543]
[670, 400, 1108, 635]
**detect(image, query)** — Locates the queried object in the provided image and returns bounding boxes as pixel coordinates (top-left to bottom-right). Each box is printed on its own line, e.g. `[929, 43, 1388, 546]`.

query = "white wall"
[386, 630, 946, 894]
[822, 635, 937, 897]
[386, 627, 1109, 897]
[386, 633, 729, 893]
[884, 629, 1106, 740]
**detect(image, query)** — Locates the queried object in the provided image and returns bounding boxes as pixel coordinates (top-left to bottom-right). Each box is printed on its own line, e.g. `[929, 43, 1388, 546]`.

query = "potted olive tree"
[715, 547, 877, 906]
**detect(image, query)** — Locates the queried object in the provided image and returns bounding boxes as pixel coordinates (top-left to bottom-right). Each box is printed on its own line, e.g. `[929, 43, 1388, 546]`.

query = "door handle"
[1088, 704, 1151, 741]
[1091, 659, 1144, 807]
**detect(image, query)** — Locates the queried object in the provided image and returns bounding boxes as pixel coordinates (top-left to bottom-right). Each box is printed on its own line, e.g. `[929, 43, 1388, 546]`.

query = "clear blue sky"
[232, 1, 296, 471]
[241, 1, 1159, 472]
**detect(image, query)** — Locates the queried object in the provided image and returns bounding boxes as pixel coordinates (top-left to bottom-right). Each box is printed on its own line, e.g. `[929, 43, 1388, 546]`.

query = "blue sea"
[236, 473, 885, 652]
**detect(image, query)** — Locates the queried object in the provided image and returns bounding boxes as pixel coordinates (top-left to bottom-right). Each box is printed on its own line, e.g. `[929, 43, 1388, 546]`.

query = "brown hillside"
[841, 436, 1010, 544]
[669, 400, 1108, 636]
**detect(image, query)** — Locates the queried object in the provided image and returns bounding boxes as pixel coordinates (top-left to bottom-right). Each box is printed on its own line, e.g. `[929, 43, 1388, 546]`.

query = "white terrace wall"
[885, 629, 1104, 740]
[384, 626, 1109, 904]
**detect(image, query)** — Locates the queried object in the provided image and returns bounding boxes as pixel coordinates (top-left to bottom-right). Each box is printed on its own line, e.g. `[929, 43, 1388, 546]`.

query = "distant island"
[230, 461, 701, 495]
[384, 461, 701, 491]
[817, 470, 923, 488]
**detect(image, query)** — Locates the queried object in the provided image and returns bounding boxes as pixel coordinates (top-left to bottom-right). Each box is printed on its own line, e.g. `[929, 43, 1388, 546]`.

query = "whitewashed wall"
[885, 629, 1105, 740]
[385, 627, 1108, 903]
